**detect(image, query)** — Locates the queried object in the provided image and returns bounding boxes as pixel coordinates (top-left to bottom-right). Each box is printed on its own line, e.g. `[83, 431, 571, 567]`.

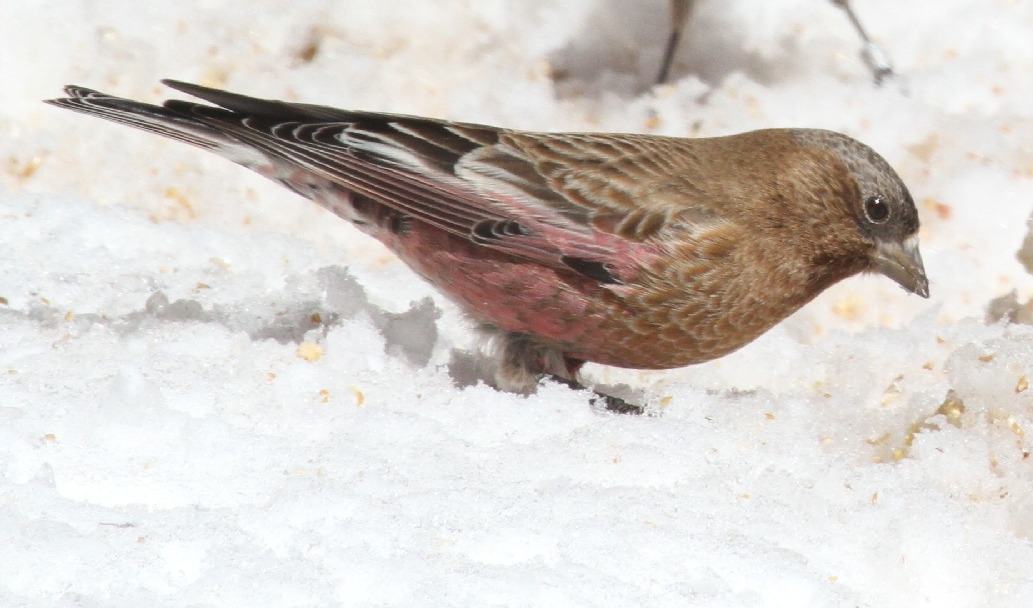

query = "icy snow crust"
[2, 0, 1033, 606]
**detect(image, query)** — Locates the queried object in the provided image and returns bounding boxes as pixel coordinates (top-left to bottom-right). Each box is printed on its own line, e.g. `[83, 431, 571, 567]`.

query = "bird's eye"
[864, 196, 890, 223]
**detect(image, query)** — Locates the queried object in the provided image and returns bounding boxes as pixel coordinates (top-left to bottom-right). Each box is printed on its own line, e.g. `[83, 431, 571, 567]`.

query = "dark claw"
[589, 392, 645, 415]
[548, 375, 645, 415]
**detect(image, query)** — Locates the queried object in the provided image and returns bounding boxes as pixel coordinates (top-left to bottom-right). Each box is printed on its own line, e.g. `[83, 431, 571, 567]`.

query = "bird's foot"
[589, 392, 645, 415]
[547, 375, 645, 415]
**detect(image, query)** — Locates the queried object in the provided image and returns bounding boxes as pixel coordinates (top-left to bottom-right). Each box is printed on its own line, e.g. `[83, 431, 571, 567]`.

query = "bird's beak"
[872, 236, 929, 298]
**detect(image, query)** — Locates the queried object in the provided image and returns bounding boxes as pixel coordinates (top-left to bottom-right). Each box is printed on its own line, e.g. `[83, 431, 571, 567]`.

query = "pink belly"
[377, 222, 618, 351]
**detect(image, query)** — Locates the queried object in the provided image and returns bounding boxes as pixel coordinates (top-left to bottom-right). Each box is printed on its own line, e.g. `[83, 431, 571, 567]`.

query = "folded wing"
[46, 81, 725, 284]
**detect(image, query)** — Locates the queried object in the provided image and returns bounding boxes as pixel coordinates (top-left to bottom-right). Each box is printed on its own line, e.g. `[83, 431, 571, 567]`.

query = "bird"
[656, 0, 895, 85]
[46, 81, 928, 412]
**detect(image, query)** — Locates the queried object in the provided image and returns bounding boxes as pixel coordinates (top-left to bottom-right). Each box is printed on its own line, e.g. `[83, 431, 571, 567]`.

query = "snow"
[2, 0, 1033, 605]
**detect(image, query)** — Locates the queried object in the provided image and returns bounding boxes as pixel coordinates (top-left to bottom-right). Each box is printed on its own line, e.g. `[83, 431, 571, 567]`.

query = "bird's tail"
[45, 86, 232, 150]
[43, 84, 273, 170]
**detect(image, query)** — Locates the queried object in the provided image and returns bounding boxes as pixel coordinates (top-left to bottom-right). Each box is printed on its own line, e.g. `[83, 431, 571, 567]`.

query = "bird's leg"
[657, 0, 697, 85]
[489, 329, 565, 394]
[829, 0, 894, 85]
[489, 328, 643, 414]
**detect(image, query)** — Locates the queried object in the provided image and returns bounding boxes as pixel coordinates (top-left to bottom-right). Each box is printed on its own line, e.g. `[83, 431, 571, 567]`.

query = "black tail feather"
[44, 86, 239, 152]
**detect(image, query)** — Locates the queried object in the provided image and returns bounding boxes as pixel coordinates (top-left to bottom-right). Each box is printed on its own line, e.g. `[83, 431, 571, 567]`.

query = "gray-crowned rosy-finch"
[47, 81, 928, 411]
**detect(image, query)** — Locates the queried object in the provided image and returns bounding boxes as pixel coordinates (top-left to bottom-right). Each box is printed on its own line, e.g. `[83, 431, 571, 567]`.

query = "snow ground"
[2, 0, 1033, 606]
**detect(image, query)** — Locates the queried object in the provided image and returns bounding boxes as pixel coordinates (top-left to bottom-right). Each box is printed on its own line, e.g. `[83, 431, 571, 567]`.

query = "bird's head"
[789, 129, 929, 299]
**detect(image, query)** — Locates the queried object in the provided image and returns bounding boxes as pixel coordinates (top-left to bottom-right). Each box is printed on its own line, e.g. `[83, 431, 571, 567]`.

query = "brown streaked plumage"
[45, 81, 928, 410]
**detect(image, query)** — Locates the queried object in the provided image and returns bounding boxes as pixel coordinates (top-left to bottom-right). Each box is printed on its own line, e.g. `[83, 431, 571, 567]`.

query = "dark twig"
[656, 0, 696, 85]
[829, 0, 895, 85]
